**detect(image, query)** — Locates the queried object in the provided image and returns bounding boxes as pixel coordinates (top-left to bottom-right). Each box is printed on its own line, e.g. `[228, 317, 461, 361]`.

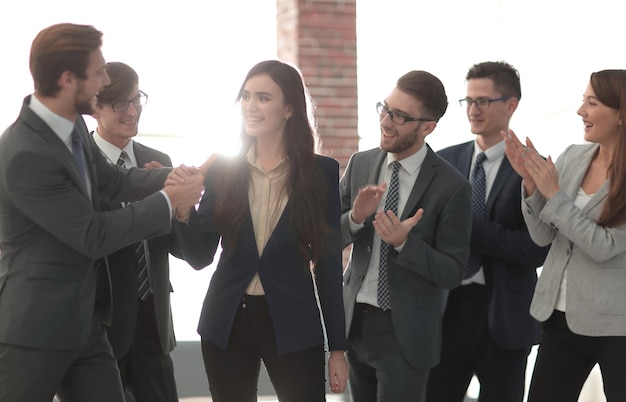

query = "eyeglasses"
[459, 96, 510, 109]
[100, 90, 148, 112]
[376, 102, 432, 125]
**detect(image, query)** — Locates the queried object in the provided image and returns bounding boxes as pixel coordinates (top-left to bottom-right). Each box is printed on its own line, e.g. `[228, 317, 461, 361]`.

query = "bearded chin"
[75, 98, 95, 115]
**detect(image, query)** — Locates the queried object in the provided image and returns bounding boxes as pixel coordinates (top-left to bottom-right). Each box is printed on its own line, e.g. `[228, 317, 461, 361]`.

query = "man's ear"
[58, 70, 75, 90]
[422, 121, 437, 137]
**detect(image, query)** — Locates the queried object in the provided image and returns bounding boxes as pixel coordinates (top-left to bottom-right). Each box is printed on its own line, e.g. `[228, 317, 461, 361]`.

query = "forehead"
[243, 73, 282, 95]
[466, 78, 498, 96]
[385, 87, 423, 114]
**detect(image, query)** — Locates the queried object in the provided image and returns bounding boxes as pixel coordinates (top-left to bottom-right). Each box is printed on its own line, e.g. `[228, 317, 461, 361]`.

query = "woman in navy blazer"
[174, 60, 349, 402]
[504, 70, 626, 402]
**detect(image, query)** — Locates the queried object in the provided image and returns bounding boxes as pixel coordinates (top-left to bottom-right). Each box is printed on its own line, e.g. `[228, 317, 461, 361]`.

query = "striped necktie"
[116, 150, 151, 300]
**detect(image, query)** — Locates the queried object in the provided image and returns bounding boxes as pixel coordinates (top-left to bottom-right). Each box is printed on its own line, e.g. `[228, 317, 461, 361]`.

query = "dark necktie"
[466, 152, 487, 279]
[116, 150, 151, 300]
[116, 151, 127, 167]
[136, 240, 151, 301]
[377, 160, 401, 311]
[70, 127, 87, 189]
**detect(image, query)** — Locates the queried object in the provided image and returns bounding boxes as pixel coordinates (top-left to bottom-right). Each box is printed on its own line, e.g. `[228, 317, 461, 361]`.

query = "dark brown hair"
[215, 60, 329, 266]
[30, 23, 103, 97]
[96, 62, 138, 104]
[590, 70, 626, 227]
[396, 70, 448, 122]
[466, 61, 522, 100]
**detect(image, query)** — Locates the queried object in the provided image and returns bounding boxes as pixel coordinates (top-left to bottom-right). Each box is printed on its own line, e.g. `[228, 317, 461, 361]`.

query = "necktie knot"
[475, 152, 487, 167]
[391, 160, 401, 174]
[117, 151, 128, 167]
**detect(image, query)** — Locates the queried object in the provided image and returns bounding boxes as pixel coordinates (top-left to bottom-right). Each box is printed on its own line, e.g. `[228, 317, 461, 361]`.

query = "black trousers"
[117, 294, 178, 402]
[201, 295, 326, 402]
[427, 284, 530, 402]
[528, 310, 626, 402]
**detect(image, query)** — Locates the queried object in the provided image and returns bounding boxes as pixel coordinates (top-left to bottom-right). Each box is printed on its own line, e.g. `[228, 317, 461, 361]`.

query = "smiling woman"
[2, 1, 622, 400]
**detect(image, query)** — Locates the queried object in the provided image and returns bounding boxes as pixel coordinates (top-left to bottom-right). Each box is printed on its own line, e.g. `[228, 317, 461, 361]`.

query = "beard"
[380, 124, 422, 154]
[74, 82, 96, 115]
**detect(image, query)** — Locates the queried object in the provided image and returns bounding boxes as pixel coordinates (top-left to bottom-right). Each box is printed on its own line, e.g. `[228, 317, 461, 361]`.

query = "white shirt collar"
[385, 143, 428, 175]
[92, 129, 137, 167]
[474, 139, 505, 162]
[28, 94, 75, 150]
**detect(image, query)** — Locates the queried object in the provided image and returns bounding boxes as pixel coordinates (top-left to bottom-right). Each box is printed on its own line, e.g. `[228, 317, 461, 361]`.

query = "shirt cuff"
[159, 189, 174, 220]
[348, 210, 365, 234]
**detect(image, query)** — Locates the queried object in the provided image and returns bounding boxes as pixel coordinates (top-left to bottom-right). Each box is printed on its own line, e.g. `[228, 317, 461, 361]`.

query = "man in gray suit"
[340, 70, 472, 402]
[0, 23, 204, 402]
[92, 62, 179, 402]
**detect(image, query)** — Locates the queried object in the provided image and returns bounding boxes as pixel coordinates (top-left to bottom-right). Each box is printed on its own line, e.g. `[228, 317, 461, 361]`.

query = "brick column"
[276, 0, 358, 169]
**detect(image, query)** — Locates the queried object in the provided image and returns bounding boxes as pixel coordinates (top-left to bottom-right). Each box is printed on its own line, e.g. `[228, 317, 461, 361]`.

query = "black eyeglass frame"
[376, 102, 433, 125]
[100, 90, 149, 113]
[458, 96, 511, 109]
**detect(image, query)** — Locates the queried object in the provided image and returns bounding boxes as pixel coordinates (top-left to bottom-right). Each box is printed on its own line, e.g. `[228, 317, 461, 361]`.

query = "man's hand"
[373, 208, 423, 247]
[351, 183, 387, 224]
[164, 164, 200, 187]
[163, 170, 204, 213]
[143, 161, 164, 169]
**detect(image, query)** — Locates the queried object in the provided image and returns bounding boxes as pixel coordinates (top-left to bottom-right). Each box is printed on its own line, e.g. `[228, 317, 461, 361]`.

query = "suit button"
[358, 274, 364, 280]
[367, 246, 371, 252]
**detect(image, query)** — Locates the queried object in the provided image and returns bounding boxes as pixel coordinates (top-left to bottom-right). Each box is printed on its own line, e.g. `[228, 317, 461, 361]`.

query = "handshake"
[162, 154, 217, 221]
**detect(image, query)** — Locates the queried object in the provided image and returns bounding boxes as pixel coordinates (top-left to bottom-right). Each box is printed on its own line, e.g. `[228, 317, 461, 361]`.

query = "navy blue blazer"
[438, 141, 549, 349]
[174, 155, 347, 355]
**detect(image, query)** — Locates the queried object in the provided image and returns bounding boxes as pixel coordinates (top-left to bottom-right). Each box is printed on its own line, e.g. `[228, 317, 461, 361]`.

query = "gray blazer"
[524, 143, 626, 336]
[340, 146, 472, 369]
[0, 96, 172, 350]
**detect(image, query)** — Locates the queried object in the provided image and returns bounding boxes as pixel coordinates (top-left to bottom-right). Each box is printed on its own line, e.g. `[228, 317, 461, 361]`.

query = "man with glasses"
[340, 70, 472, 402]
[426, 61, 549, 402]
[92, 62, 179, 402]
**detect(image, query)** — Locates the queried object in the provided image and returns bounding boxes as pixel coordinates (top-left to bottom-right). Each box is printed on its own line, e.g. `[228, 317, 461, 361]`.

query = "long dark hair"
[590, 70, 626, 227]
[214, 60, 329, 266]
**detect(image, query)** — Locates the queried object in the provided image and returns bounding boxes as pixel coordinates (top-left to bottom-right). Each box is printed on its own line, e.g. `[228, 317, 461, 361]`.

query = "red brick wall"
[276, 0, 359, 169]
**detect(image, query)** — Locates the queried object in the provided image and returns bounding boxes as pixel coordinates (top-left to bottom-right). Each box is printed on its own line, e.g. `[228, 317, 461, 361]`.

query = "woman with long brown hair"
[504, 69, 626, 402]
[174, 60, 348, 402]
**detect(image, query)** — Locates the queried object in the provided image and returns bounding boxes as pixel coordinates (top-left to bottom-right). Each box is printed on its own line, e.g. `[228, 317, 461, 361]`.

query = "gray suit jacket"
[0, 96, 172, 350]
[524, 143, 626, 336]
[340, 145, 472, 368]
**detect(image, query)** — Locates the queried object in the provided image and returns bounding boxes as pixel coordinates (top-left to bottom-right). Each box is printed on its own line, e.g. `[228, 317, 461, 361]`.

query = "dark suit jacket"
[340, 145, 472, 369]
[437, 141, 548, 349]
[97, 141, 180, 358]
[0, 96, 171, 350]
[174, 155, 348, 355]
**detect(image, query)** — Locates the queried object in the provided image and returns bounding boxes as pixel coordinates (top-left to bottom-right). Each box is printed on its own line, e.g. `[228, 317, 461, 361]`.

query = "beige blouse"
[244, 147, 289, 295]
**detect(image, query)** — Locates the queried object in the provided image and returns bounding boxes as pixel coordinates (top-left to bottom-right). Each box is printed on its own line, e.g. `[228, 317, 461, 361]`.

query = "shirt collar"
[385, 143, 428, 175]
[93, 129, 137, 166]
[474, 139, 505, 162]
[245, 144, 287, 173]
[28, 94, 75, 149]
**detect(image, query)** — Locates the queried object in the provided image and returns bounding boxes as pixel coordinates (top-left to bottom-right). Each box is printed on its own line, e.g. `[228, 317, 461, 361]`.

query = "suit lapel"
[458, 143, 474, 177]
[485, 157, 514, 213]
[401, 147, 438, 220]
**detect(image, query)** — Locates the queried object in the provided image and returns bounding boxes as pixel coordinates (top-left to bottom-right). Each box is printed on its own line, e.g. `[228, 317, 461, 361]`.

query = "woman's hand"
[502, 129, 538, 195]
[328, 351, 349, 393]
